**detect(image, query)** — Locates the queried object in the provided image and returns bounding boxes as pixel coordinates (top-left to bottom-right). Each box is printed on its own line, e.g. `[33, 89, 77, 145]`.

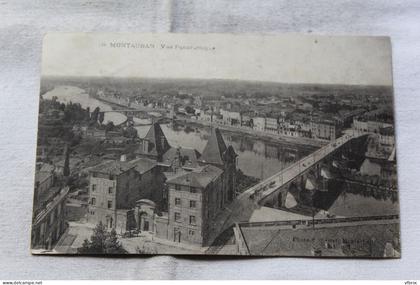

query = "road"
[208, 132, 365, 243]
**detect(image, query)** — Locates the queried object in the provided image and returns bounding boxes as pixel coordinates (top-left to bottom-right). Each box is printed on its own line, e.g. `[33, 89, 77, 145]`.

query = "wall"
[167, 183, 204, 245]
[31, 193, 68, 250]
[88, 172, 117, 227]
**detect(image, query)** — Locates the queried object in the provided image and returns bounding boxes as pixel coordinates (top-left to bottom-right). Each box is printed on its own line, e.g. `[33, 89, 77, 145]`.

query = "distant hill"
[40, 76, 393, 99]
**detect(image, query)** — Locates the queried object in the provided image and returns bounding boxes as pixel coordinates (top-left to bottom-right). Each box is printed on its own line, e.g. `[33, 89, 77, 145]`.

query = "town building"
[265, 116, 279, 134]
[31, 186, 69, 250]
[311, 120, 338, 141]
[240, 111, 254, 128]
[165, 164, 224, 245]
[161, 147, 201, 171]
[199, 109, 214, 123]
[34, 169, 55, 204]
[130, 127, 238, 246]
[87, 123, 238, 247]
[200, 127, 238, 202]
[253, 116, 266, 132]
[87, 157, 162, 232]
[379, 126, 395, 153]
[54, 157, 83, 175]
[135, 123, 171, 162]
[85, 128, 106, 140]
[220, 108, 241, 126]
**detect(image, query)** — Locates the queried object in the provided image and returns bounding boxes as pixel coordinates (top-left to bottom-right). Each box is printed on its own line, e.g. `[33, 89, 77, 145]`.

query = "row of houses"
[197, 108, 341, 141]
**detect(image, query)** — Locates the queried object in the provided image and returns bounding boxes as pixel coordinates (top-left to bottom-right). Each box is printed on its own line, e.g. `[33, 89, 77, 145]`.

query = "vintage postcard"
[32, 33, 399, 257]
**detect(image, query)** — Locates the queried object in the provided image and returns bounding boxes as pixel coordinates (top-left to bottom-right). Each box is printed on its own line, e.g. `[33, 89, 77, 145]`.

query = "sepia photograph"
[31, 33, 399, 257]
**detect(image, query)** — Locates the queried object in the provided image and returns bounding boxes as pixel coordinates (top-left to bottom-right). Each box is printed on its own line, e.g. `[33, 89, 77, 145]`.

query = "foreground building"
[165, 164, 224, 245]
[87, 123, 238, 247]
[134, 127, 238, 246]
[87, 157, 162, 232]
[32, 185, 69, 251]
[234, 215, 400, 257]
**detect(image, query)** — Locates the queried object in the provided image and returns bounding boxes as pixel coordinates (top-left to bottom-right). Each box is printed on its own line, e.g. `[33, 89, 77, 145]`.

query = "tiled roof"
[129, 158, 157, 174]
[89, 160, 134, 176]
[161, 147, 201, 169]
[166, 164, 223, 189]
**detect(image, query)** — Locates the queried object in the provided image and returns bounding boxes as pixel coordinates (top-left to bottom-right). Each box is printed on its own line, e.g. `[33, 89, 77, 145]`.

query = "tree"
[91, 107, 100, 123]
[77, 222, 126, 254]
[104, 229, 125, 254]
[185, 105, 195, 114]
[123, 126, 138, 139]
[105, 121, 115, 132]
[63, 145, 70, 177]
[98, 112, 105, 125]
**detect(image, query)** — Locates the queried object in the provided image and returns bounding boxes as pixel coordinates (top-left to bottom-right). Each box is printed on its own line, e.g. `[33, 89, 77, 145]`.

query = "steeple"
[201, 128, 228, 166]
[138, 123, 171, 161]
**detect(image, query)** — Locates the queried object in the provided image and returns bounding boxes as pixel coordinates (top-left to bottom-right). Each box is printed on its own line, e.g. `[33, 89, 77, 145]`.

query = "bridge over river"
[99, 108, 169, 126]
[208, 132, 367, 244]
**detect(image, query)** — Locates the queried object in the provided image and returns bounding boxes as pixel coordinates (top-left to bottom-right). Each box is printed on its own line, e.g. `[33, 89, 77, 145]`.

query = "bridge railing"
[241, 134, 359, 200]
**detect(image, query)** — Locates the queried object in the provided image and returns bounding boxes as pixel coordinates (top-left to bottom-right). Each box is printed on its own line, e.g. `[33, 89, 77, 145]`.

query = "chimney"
[120, 154, 127, 162]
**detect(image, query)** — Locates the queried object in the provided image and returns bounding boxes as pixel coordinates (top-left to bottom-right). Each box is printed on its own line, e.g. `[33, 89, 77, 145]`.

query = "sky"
[42, 33, 393, 86]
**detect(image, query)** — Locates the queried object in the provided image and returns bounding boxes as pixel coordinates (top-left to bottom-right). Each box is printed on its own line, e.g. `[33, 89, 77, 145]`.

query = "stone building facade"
[165, 165, 224, 245]
[87, 157, 162, 233]
[88, 124, 238, 247]
[131, 125, 238, 247]
[31, 187, 69, 250]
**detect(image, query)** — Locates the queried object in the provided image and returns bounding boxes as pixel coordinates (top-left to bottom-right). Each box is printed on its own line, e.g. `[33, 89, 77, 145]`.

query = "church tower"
[201, 128, 238, 202]
[136, 123, 171, 162]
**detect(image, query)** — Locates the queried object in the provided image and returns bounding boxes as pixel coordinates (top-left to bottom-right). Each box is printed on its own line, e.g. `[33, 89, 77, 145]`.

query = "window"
[174, 212, 181, 222]
[189, 230, 195, 236]
[189, 215, 196, 225]
[107, 200, 112, 209]
[90, 210, 95, 216]
[108, 187, 113, 194]
[91, 184, 96, 192]
[175, 198, 181, 206]
[190, 187, 197, 193]
[190, 200, 196, 208]
[175, 185, 181, 191]
[91, 197, 96, 205]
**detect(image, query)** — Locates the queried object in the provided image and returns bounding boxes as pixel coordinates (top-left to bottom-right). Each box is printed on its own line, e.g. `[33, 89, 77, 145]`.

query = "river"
[42, 85, 317, 179]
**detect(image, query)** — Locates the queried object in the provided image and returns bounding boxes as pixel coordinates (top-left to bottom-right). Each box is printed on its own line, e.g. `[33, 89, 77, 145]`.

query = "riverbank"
[92, 94, 327, 149]
[175, 117, 326, 149]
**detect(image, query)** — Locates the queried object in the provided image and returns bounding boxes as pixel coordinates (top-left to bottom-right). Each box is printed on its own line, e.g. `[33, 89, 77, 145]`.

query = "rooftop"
[166, 164, 223, 189]
[89, 160, 135, 176]
[238, 216, 400, 257]
[201, 128, 227, 166]
[129, 157, 157, 174]
[161, 147, 201, 169]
